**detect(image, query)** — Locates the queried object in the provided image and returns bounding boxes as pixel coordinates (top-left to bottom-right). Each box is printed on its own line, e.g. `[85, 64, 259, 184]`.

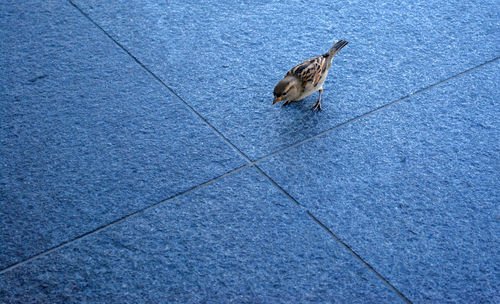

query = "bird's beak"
[273, 96, 283, 104]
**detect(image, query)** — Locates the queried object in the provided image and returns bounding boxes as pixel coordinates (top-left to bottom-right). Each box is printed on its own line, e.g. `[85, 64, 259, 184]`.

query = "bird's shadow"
[274, 97, 324, 143]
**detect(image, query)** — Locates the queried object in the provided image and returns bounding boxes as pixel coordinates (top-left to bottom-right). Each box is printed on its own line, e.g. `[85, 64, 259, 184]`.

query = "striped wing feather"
[287, 55, 327, 87]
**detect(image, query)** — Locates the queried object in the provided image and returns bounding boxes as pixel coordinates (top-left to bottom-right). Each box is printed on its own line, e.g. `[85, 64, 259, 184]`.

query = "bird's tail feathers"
[326, 40, 348, 57]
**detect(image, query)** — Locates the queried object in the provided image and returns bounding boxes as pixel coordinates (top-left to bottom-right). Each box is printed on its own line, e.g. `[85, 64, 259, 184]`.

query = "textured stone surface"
[0, 168, 401, 303]
[1, 0, 499, 302]
[260, 61, 500, 302]
[72, 0, 500, 159]
[0, 0, 245, 269]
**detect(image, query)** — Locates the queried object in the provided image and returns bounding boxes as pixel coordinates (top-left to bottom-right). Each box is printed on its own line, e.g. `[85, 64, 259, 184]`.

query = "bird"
[273, 40, 348, 111]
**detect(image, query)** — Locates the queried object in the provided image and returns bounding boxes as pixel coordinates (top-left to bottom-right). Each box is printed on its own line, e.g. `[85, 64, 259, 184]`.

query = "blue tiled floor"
[0, 168, 401, 303]
[260, 61, 500, 303]
[0, 0, 245, 269]
[1, 0, 498, 303]
[72, 0, 499, 160]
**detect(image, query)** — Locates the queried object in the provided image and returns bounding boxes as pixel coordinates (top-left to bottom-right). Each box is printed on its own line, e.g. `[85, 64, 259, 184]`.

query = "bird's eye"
[283, 92, 287, 96]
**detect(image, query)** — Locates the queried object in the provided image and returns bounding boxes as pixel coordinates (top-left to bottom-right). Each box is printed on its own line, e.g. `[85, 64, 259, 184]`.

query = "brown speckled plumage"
[273, 40, 348, 111]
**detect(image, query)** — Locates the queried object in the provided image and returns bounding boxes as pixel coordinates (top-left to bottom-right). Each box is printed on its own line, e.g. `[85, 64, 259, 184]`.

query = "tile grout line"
[252, 58, 498, 302]
[0, 163, 252, 275]
[253, 165, 303, 208]
[2, 0, 258, 276]
[69, 0, 499, 167]
[3, 0, 253, 275]
[7, 2, 495, 273]
[66, 0, 253, 165]
[254, 56, 500, 164]
[255, 164, 412, 303]
[14, 2, 493, 296]
[307, 211, 413, 304]
[251, 58, 499, 302]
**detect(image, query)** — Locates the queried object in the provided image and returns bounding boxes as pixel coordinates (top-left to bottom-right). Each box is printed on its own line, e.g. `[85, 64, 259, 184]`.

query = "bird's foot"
[312, 99, 322, 111]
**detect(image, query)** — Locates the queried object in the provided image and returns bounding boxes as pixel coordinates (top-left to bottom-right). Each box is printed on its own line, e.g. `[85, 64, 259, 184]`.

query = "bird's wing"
[287, 55, 327, 87]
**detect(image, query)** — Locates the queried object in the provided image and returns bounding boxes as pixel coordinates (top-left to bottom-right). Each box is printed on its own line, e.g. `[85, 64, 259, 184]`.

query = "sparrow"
[273, 40, 348, 111]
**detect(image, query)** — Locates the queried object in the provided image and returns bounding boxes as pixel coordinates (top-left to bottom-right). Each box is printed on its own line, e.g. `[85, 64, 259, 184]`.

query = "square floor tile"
[0, 167, 402, 303]
[0, 0, 245, 269]
[73, 0, 499, 159]
[259, 61, 500, 302]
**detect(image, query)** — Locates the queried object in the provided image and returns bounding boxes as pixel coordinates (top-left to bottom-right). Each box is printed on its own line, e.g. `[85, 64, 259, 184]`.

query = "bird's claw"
[312, 100, 322, 111]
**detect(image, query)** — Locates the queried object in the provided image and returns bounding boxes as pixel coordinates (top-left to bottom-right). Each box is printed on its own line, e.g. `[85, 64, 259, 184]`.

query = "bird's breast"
[295, 70, 329, 100]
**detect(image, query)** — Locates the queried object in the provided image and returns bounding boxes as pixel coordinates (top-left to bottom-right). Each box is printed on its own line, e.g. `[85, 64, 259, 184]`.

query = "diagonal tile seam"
[251, 57, 498, 303]
[0, 0, 257, 276]
[1, 0, 309, 276]
[0, 162, 401, 304]
[254, 164, 412, 303]
[254, 56, 500, 164]
[67, 0, 498, 168]
[0, 44, 495, 298]
[4, 1, 489, 298]
[307, 210, 413, 303]
[0, 163, 253, 274]
[66, 0, 253, 165]
[0, 163, 411, 303]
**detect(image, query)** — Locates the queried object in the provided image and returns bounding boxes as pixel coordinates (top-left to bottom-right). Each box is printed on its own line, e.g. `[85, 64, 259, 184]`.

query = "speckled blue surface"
[0, 0, 245, 269]
[0, 168, 401, 303]
[72, 0, 499, 160]
[260, 61, 500, 302]
[1, 0, 499, 302]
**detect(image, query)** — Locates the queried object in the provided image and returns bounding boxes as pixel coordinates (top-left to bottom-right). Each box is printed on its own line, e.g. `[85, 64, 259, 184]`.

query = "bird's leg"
[312, 89, 323, 111]
[282, 99, 292, 106]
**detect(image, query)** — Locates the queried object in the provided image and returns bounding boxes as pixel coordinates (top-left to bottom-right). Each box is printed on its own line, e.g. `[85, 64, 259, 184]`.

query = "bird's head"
[273, 76, 299, 104]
